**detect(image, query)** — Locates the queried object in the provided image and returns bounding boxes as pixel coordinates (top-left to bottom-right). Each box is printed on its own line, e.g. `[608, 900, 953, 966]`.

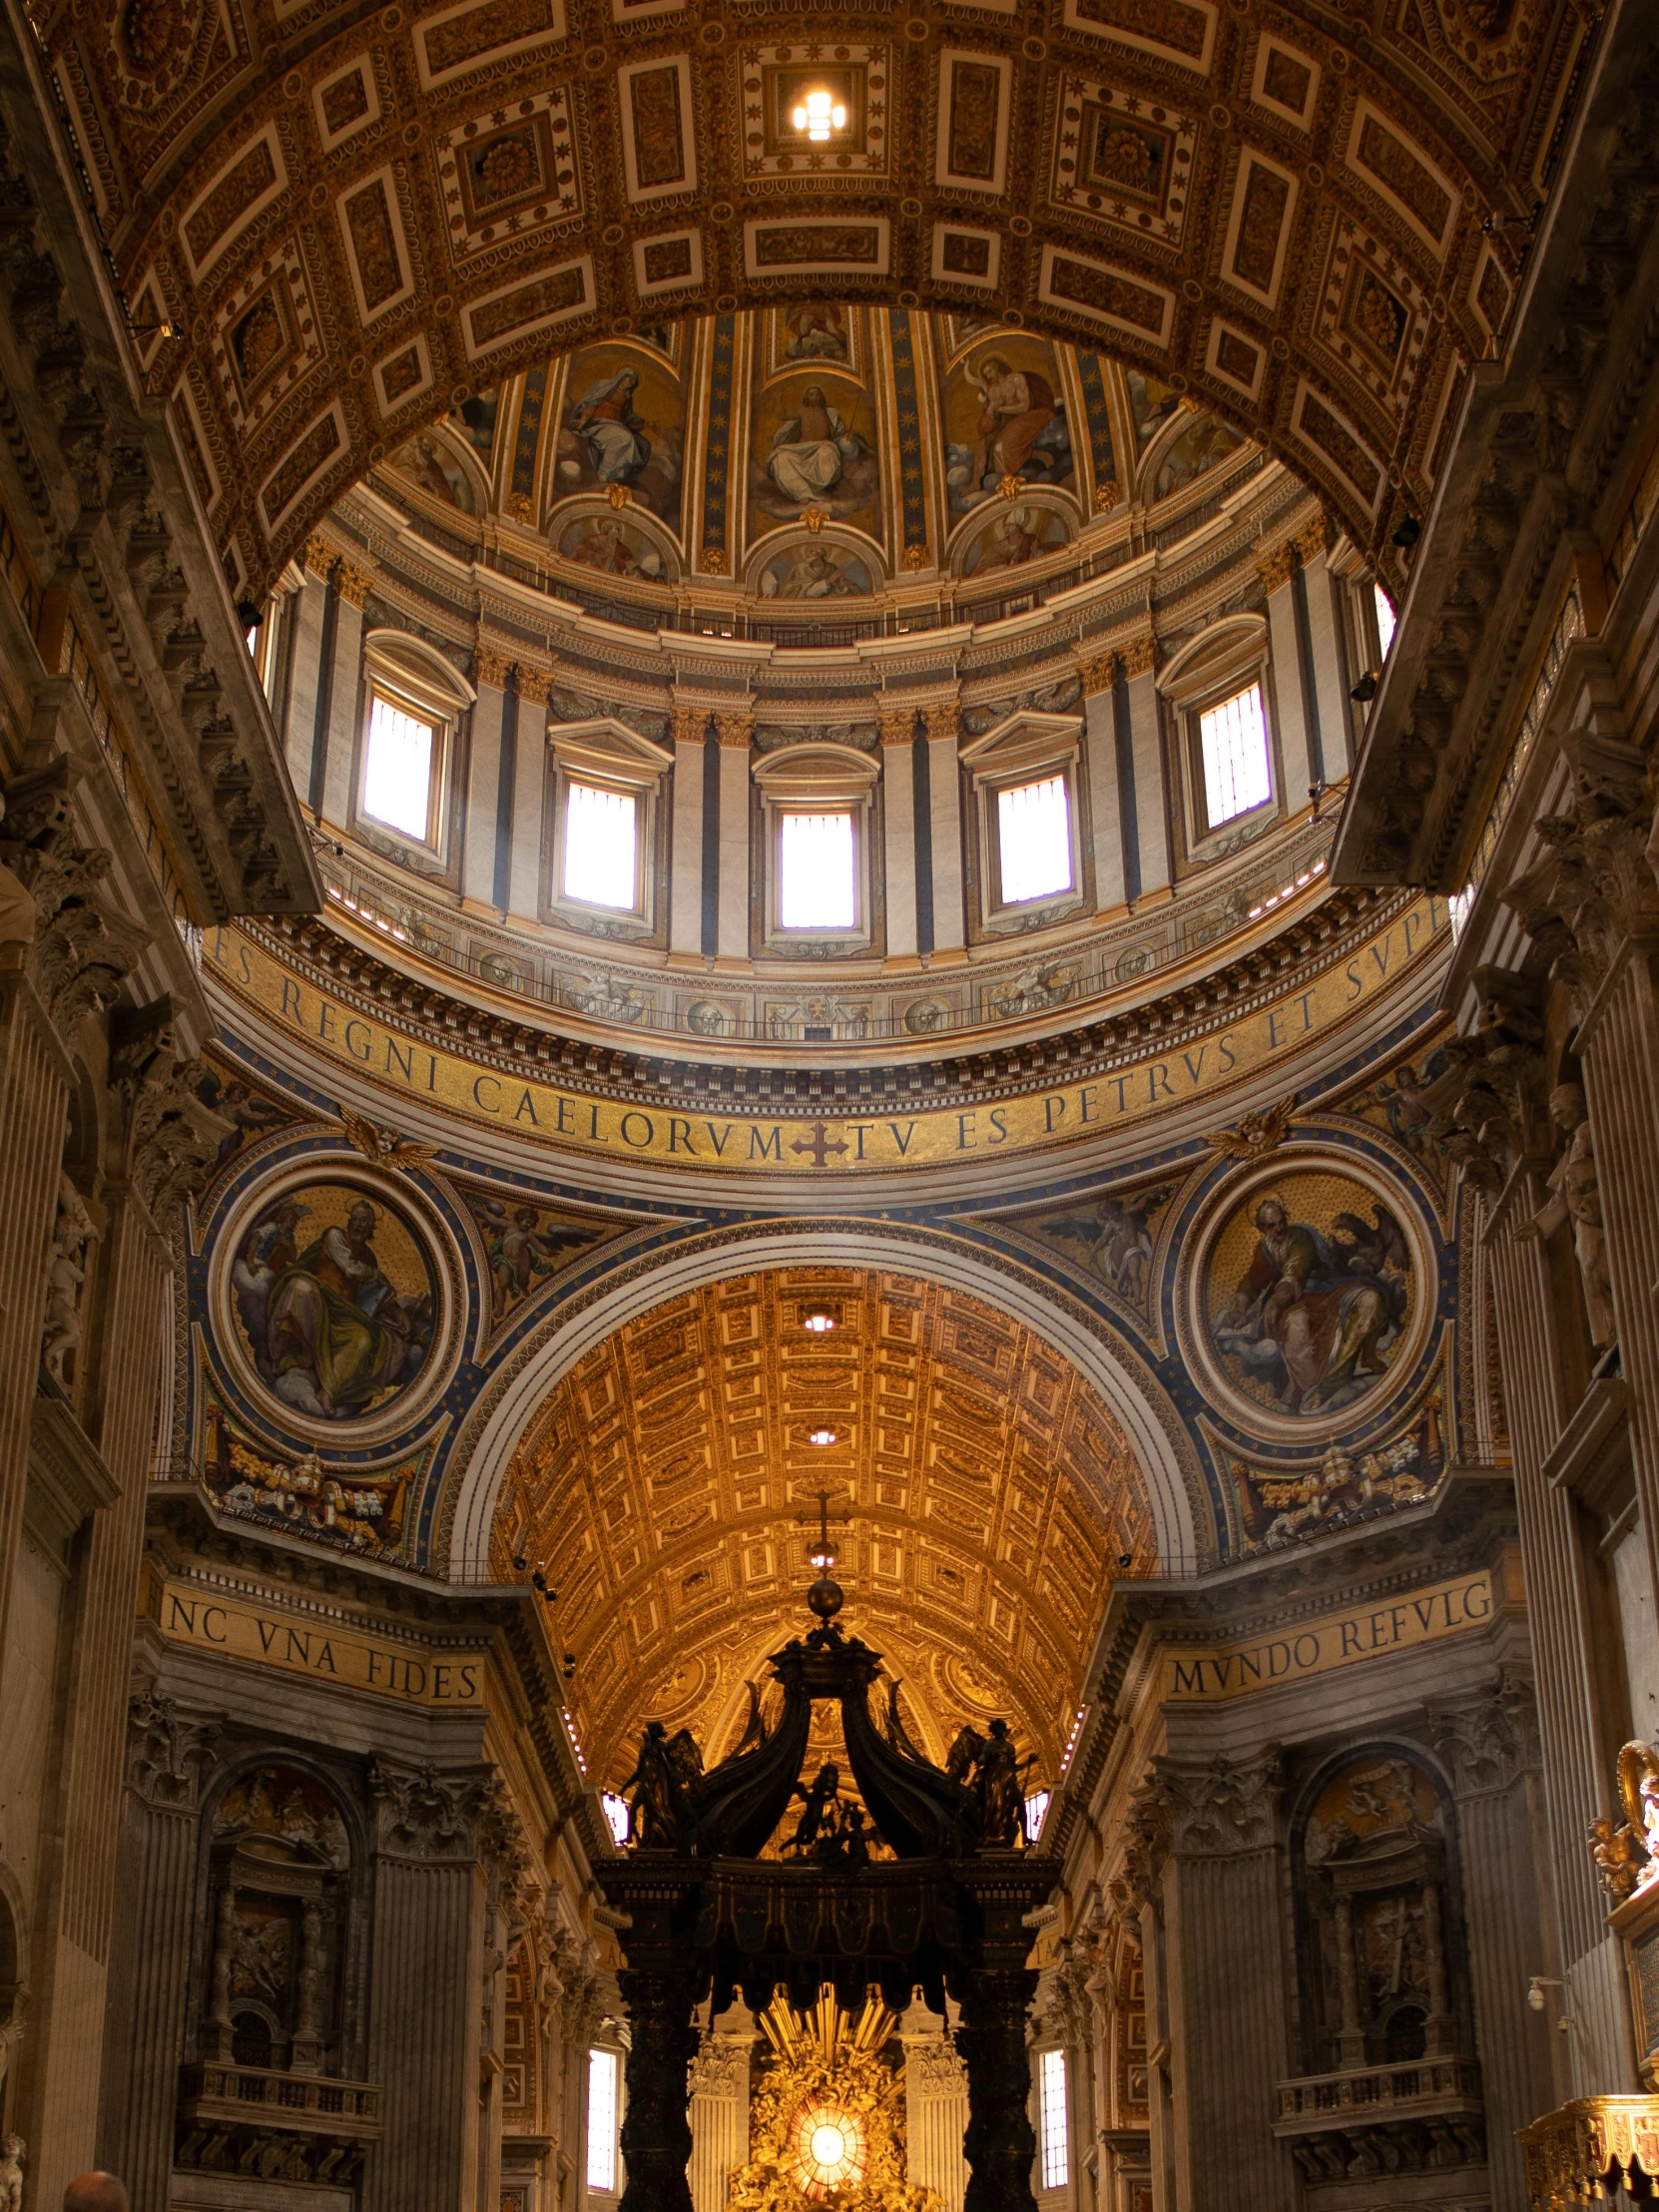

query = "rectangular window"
[1023, 1788, 1051, 1844]
[997, 775, 1073, 903]
[1374, 581, 1396, 662]
[780, 811, 855, 929]
[362, 692, 436, 840]
[1038, 2047, 1068, 2191]
[1198, 683, 1272, 827]
[565, 781, 639, 909]
[586, 2047, 620, 2193]
[600, 1791, 631, 1848]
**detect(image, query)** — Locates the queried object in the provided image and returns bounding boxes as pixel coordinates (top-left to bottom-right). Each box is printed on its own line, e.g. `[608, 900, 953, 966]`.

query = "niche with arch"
[196, 1762, 363, 2080]
[1291, 1748, 1472, 2077]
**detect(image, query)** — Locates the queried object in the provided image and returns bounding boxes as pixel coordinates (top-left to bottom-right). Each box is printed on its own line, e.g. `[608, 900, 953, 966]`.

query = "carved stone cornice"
[1153, 1751, 1283, 1859]
[1333, 23, 1659, 892]
[0, 89, 316, 920]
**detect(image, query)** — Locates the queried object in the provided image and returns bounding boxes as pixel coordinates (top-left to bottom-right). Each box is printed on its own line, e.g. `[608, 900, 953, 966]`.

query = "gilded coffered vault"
[28, 0, 1591, 592]
[492, 1268, 1155, 1790]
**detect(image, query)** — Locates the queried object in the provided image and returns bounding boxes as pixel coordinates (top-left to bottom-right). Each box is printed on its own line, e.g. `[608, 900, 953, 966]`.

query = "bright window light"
[780, 812, 855, 929]
[1039, 2047, 1068, 2190]
[1024, 1788, 1050, 1843]
[600, 1791, 630, 1847]
[564, 781, 638, 909]
[586, 2047, 620, 2193]
[1199, 683, 1272, 827]
[1374, 582, 1397, 662]
[997, 776, 1073, 903]
[362, 693, 435, 840]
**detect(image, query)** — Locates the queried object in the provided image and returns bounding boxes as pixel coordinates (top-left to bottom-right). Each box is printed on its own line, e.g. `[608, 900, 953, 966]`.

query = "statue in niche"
[0, 2136, 22, 2212]
[1541, 1083, 1615, 1350]
[40, 1175, 97, 1387]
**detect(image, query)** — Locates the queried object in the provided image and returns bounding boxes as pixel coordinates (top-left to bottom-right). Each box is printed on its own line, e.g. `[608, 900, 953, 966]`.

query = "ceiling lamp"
[792, 88, 848, 141]
[806, 1426, 838, 1446]
[801, 1305, 836, 1334]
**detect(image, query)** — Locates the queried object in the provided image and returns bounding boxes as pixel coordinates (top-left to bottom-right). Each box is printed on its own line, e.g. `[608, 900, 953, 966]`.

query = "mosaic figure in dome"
[1152, 411, 1245, 498]
[393, 432, 475, 510]
[767, 384, 862, 506]
[762, 543, 869, 599]
[554, 344, 684, 530]
[784, 302, 849, 360]
[569, 366, 652, 483]
[944, 338, 1074, 513]
[1126, 367, 1182, 445]
[962, 503, 1071, 575]
[557, 515, 665, 580]
[749, 371, 879, 538]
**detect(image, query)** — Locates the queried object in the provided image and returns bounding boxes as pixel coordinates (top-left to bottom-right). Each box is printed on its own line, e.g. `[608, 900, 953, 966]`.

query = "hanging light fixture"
[801, 1304, 836, 1334]
[806, 1426, 838, 1447]
[791, 87, 848, 141]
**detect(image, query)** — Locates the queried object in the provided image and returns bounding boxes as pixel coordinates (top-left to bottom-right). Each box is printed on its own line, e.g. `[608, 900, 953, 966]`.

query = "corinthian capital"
[1, 762, 148, 1041]
[1155, 1750, 1283, 1858]
[369, 1756, 501, 1861]
[111, 996, 234, 1222]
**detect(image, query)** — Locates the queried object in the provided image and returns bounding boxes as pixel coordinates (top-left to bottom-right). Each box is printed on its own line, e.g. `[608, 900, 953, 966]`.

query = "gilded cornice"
[239, 872, 1424, 1117]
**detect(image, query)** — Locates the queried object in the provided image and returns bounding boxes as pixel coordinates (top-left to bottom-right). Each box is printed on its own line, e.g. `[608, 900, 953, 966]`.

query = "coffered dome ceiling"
[41, 0, 1586, 594]
[367, 310, 1255, 611]
[493, 1269, 1155, 1795]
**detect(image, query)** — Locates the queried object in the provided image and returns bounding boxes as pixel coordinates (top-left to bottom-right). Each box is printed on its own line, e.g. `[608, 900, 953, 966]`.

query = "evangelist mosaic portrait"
[1203, 1172, 1414, 1420]
[229, 1182, 437, 1422]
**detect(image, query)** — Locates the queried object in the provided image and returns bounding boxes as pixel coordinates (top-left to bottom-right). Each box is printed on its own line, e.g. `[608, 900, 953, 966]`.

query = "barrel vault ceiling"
[40, 0, 1588, 590]
[493, 1268, 1155, 1790]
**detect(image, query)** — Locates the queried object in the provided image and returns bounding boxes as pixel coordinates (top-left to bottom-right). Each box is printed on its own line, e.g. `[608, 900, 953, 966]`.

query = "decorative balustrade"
[179, 2062, 382, 2139]
[1276, 2057, 1483, 2128]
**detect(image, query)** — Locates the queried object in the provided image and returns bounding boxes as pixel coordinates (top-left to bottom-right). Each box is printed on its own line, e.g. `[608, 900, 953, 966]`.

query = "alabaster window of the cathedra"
[195, 1765, 359, 2081]
[1291, 1753, 1473, 2073]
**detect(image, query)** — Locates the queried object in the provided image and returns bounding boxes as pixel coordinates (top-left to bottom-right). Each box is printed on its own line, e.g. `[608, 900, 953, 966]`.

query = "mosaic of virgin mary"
[1207, 1184, 1412, 1418]
[231, 1184, 435, 1421]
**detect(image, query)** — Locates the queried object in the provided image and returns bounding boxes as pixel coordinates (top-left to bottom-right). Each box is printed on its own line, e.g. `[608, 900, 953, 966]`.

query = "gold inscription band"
[145, 1570, 488, 1708]
[206, 897, 1448, 1175]
[1161, 1556, 1520, 1703]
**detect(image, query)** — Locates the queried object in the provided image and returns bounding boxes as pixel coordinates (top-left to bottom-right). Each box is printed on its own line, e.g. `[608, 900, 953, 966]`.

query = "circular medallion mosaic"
[225, 1176, 441, 1426]
[1189, 1161, 1428, 1436]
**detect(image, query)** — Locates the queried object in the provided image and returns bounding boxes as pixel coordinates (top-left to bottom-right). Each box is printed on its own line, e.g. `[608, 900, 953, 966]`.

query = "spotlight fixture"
[1390, 514, 1421, 549]
[791, 87, 847, 140]
[236, 599, 264, 630]
[1350, 670, 1380, 704]
[806, 1426, 838, 1446]
[802, 1305, 836, 1334]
